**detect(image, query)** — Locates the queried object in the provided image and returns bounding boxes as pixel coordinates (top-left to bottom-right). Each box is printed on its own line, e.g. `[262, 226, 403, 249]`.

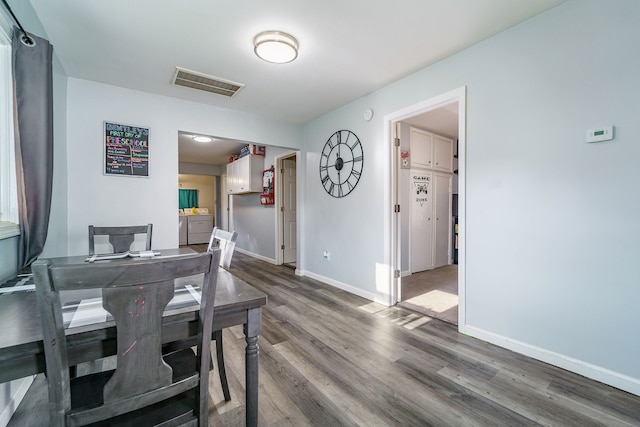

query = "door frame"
[274, 150, 299, 266]
[386, 86, 466, 328]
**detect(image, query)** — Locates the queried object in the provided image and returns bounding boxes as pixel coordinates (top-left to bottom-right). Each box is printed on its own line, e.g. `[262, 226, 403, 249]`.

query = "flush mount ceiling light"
[193, 135, 213, 143]
[254, 31, 298, 64]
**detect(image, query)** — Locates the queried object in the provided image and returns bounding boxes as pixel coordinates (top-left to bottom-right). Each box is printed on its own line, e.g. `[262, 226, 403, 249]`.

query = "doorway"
[275, 151, 298, 269]
[389, 87, 466, 328]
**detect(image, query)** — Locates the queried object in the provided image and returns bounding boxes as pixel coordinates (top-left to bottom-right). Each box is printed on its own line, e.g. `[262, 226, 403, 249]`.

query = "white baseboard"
[460, 324, 640, 396]
[0, 376, 35, 426]
[299, 269, 391, 307]
[234, 248, 276, 264]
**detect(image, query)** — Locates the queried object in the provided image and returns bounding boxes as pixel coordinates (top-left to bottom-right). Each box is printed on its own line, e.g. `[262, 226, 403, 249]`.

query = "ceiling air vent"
[171, 67, 244, 98]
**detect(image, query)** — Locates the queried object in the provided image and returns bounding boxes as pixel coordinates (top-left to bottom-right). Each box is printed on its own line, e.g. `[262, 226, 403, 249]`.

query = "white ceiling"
[27, 0, 567, 165]
[178, 131, 250, 166]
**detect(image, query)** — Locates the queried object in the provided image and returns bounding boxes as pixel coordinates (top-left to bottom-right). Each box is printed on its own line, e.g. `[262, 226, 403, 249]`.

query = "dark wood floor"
[207, 253, 640, 426]
[11, 251, 640, 426]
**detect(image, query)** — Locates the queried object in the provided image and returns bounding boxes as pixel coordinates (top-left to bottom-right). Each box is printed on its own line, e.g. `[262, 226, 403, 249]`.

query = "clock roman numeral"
[352, 155, 363, 162]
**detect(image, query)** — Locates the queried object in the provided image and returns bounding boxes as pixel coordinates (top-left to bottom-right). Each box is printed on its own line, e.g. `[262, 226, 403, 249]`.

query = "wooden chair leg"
[214, 329, 231, 401]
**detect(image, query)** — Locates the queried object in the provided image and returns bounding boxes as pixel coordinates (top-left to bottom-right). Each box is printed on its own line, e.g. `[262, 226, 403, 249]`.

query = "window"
[0, 22, 20, 238]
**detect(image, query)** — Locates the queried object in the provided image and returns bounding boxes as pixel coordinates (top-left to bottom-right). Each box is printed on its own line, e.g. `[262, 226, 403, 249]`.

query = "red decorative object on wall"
[260, 167, 275, 205]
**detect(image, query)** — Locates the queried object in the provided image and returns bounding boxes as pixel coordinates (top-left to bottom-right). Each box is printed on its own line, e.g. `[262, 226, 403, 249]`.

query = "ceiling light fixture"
[193, 135, 213, 143]
[254, 31, 298, 64]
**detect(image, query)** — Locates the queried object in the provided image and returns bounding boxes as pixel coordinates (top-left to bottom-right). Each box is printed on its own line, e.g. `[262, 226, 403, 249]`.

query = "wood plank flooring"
[10, 251, 640, 426]
[207, 252, 640, 426]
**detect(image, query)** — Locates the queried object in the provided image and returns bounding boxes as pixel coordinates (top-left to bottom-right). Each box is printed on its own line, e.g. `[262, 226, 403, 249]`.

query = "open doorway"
[389, 87, 466, 328]
[275, 151, 298, 269]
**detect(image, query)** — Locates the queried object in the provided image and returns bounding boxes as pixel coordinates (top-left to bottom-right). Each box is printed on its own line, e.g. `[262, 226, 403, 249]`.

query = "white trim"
[299, 269, 392, 307]
[238, 249, 389, 304]
[0, 376, 35, 426]
[0, 42, 19, 225]
[383, 86, 467, 326]
[0, 222, 19, 240]
[234, 247, 276, 265]
[273, 149, 298, 266]
[461, 324, 640, 396]
[0, 10, 12, 44]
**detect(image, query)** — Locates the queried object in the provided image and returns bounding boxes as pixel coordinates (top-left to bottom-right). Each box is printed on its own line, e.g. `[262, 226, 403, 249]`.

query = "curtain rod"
[1, 0, 35, 46]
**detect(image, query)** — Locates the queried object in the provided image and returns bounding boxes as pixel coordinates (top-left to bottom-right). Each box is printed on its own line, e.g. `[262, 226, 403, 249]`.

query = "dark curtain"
[179, 189, 198, 209]
[12, 31, 54, 269]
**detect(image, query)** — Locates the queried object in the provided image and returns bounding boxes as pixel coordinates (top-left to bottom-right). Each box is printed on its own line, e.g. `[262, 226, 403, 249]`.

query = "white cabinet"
[409, 127, 453, 173]
[410, 170, 452, 273]
[410, 171, 434, 272]
[432, 173, 452, 268]
[187, 214, 213, 244]
[433, 135, 453, 172]
[178, 216, 187, 245]
[226, 155, 263, 194]
[409, 128, 433, 169]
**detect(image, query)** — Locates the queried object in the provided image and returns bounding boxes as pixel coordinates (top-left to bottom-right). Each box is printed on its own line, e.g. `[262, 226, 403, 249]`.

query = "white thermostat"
[586, 126, 614, 143]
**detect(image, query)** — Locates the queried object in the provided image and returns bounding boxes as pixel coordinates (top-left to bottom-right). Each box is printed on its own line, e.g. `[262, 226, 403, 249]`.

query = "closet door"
[433, 173, 452, 268]
[410, 171, 433, 273]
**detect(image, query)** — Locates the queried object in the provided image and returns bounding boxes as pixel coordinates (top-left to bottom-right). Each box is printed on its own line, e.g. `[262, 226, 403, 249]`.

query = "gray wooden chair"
[30, 250, 221, 426]
[88, 224, 153, 255]
[206, 227, 238, 402]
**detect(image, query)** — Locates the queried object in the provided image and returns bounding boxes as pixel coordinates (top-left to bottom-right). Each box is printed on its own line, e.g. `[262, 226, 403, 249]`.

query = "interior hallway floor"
[399, 264, 458, 325]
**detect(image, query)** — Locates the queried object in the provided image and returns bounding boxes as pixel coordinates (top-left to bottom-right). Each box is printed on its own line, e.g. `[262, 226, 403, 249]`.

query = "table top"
[0, 249, 267, 382]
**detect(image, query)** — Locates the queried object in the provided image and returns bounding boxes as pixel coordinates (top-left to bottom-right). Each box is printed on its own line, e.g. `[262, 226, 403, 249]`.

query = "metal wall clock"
[319, 129, 364, 198]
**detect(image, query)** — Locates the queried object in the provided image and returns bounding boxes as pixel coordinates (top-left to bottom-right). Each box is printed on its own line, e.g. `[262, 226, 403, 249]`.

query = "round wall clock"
[319, 129, 364, 198]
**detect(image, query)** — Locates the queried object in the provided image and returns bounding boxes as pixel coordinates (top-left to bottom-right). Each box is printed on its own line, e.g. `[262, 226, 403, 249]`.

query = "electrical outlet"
[322, 250, 330, 260]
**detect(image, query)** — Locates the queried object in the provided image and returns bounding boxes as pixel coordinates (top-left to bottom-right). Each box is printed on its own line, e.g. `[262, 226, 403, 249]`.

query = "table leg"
[244, 307, 261, 427]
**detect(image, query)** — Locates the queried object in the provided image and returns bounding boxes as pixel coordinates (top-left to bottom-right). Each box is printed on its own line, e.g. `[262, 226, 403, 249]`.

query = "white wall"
[64, 79, 302, 256]
[178, 162, 221, 176]
[300, 0, 640, 394]
[178, 174, 215, 214]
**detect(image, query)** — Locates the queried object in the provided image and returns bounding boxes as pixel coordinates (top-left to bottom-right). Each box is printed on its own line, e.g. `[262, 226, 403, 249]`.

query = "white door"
[434, 173, 452, 268]
[282, 158, 297, 263]
[410, 170, 433, 272]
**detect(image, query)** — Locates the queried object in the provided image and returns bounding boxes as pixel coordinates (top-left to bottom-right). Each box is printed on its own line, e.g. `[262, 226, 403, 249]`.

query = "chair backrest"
[207, 227, 238, 270]
[88, 224, 153, 255]
[32, 249, 221, 426]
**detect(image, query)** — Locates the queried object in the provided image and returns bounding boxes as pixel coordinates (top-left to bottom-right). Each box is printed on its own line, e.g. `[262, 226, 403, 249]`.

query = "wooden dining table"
[0, 248, 267, 427]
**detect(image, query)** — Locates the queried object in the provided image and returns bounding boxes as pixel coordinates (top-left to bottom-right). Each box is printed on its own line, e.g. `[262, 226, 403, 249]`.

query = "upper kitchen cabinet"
[226, 155, 263, 194]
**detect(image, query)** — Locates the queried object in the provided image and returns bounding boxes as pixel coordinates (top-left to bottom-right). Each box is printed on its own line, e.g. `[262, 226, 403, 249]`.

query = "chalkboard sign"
[104, 121, 150, 177]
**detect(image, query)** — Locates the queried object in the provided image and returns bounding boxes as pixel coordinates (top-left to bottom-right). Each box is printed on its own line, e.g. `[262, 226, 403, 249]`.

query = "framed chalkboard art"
[104, 121, 150, 177]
